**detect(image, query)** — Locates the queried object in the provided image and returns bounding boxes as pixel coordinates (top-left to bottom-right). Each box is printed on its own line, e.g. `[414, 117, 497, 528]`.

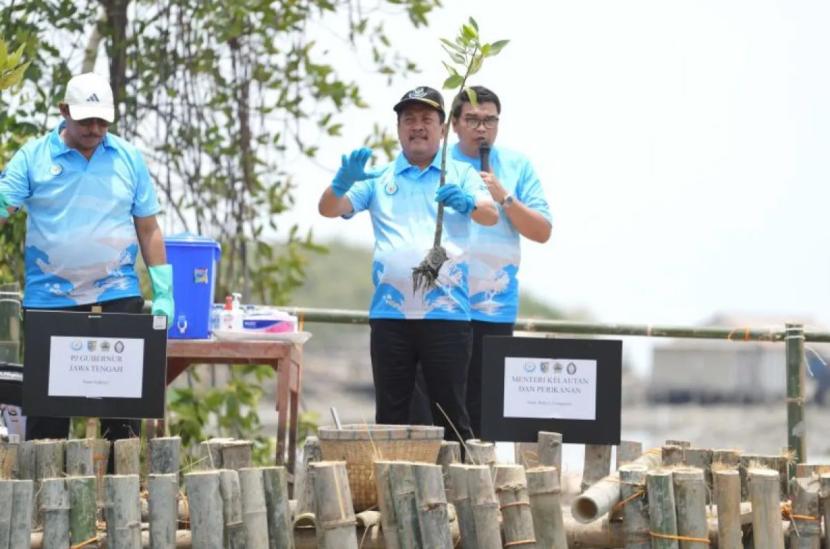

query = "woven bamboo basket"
[318, 424, 444, 511]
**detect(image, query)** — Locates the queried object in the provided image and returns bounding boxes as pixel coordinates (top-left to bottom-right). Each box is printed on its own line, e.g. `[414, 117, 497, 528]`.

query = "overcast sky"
[282, 0, 830, 344]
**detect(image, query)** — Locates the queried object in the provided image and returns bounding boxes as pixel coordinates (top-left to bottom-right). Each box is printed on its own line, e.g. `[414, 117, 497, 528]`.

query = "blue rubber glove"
[435, 184, 476, 215]
[0, 190, 9, 219]
[148, 264, 175, 327]
[332, 147, 376, 197]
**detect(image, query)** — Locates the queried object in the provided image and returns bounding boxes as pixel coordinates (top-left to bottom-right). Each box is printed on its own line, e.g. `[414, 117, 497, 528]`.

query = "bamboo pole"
[515, 443, 539, 468]
[748, 468, 784, 549]
[16, 441, 33, 481]
[373, 461, 401, 549]
[795, 464, 830, 479]
[239, 467, 270, 549]
[67, 476, 97, 548]
[412, 463, 452, 549]
[41, 478, 70, 549]
[105, 474, 141, 549]
[221, 442, 253, 471]
[296, 436, 322, 515]
[261, 466, 294, 549]
[65, 439, 95, 476]
[581, 445, 612, 493]
[683, 449, 712, 502]
[0, 441, 17, 479]
[662, 445, 685, 467]
[537, 432, 563, 474]
[464, 439, 496, 469]
[184, 470, 225, 548]
[713, 469, 741, 549]
[0, 480, 11, 548]
[388, 461, 422, 549]
[34, 440, 64, 527]
[114, 438, 141, 476]
[199, 438, 233, 470]
[788, 477, 820, 549]
[309, 461, 358, 549]
[665, 440, 691, 448]
[786, 323, 807, 469]
[646, 470, 679, 549]
[617, 440, 642, 468]
[447, 464, 476, 549]
[493, 464, 537, 549]
[571, 448, 662, 523]
[820, 473, 830, 549]
[712, 449, 741, 469]
[149, 473, 178, 549]
[149, 436, 181, 475]
[218, 469, 245, 549]
[740, 454, 786, 501]
[9, 479, 32, 549]
[527, 466, 567, 549]
[619, 464, 649, 549]
[437, 441, 460, 501]
[672, 467, 707, 549]
[467, 465, 502, 549]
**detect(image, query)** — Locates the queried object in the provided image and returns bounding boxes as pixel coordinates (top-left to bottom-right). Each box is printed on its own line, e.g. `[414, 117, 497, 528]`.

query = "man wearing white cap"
[0, 72, 174, 442]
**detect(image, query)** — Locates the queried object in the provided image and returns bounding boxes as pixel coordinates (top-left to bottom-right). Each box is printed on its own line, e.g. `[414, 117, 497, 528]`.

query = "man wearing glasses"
[0, 72, 174, 442]
[451, 85, 552, 437]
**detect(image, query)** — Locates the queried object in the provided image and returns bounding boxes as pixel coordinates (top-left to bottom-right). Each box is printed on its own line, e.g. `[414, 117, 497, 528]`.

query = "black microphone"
[479, 142, 491, 173]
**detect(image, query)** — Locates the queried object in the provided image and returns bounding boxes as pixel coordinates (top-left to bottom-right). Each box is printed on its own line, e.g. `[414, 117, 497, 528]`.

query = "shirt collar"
[48, 121, 115, 158]
[394, 149, 443, 176]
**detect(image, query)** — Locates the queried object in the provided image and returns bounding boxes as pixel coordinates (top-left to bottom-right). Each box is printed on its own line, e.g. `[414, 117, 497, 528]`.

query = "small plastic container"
[164, 233, 221, 339]
[242, 308, 297, 334]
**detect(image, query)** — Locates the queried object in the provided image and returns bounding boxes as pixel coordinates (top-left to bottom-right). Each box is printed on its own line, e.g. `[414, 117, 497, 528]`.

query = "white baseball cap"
[63, 73, 115, 123]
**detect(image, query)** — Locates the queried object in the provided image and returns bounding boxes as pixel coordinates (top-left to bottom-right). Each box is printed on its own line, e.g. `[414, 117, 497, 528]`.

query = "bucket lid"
[164, 232, 222, 253]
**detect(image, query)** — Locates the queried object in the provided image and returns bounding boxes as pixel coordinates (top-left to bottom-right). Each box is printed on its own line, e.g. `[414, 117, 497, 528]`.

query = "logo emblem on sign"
[114, 341, 125, 354]
[87, 340, 97, 352]
[71, 339, 83, 351]
[523, 361, 536, 373]
[100, 341, 111, 352]
[539, 361, 550, 373]
[567, 362, 577, 375]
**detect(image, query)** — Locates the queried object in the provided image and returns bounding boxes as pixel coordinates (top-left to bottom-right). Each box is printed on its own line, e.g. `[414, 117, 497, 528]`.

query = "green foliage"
[439, 18, 508, 98]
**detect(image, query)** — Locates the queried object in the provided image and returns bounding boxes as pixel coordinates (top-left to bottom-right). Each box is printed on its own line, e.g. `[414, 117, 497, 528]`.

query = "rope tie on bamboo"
[71, 536, 101, 549]
[503, 539, 537, 547]
[611, 489, 645, 513]
[499, 500, 531, 510]
[649, 531, 710, 544]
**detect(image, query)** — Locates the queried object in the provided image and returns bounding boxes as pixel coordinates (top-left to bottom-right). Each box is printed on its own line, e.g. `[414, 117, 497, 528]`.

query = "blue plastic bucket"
[164, 233, 221, 339]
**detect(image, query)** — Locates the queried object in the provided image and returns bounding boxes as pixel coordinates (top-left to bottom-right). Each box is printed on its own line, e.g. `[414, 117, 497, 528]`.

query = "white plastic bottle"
[231, 293, 244, 331]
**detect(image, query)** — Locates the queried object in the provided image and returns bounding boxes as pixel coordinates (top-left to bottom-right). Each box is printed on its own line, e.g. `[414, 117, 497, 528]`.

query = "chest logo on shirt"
[50, 164, 63, 176]
[384, 182, 398, 195]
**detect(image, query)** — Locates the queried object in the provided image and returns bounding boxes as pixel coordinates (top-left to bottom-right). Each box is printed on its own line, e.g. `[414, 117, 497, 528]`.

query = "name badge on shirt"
[384, 182, 398, 195]
[50, 164, 63, 176]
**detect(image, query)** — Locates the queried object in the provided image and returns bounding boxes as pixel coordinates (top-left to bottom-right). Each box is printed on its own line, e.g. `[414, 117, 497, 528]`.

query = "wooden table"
[164, 339, 303, 473]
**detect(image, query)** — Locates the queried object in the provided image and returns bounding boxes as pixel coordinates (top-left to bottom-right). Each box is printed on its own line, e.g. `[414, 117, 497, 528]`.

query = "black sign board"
[23, 310, 167, 419]
[480, 336, 622, 444]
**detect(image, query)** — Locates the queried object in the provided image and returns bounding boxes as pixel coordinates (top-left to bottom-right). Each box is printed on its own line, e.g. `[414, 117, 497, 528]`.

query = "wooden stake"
[617, 440, 643, 468]
[412, 463, 452, 548]
[788, 477, 820, 549]
[493, 464, 537, 549]
[527, 466, 567, 549]
[309, 461, 358, 549]
[239, 467, 270, 548]
[41, 478, 70, 549]
[373, 461, 401, 549]
[748, 468, 784, 549]
[295, 436, 322, 515]
[184, 470, 225, 548]
[104, 474, 141, 549]
[149, 436, 181, 475]
[646, 470, 679, 549]
[388, 461, 422, 549]
[148, 473, 178, 549]
[713, 469, 741, 549]
[464, 439, 496, 469]
[581, 445, 612, 493]
[114, 438, 141, 476]
[218, 469, 245, 549]
[67, 476, 97, 547]
[619, 464, 649, 549]
[261, 466, 294, 549]
[672, 467, 707, 549]
[9, 479, 32, 549]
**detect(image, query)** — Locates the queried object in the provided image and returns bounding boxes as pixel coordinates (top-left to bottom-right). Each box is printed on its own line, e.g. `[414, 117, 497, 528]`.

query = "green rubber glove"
[148, 264, 174, 327]
[0, 190, 10, 220]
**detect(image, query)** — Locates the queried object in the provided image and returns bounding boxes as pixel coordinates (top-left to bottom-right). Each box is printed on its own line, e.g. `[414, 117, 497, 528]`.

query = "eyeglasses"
[463, 116, 499, 129]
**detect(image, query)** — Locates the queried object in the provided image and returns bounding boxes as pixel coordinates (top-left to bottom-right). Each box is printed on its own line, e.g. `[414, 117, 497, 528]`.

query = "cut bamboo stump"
[9, 479, 33, 549]
[296, 436, 322, 515]
[437, 441, 460, 501]
[527, 466, 567, 549]
[218, 469, 245, 549]
[0, 441, 18, 479]
[538, 432, 563, 472]
[184, 470, 224, 548]
[149, 437, 181, 475]
[447, 465, 477, 549]
[712, 449, 742, 469]
[795, 463, 830, 479]
[16, 441, 34, 481]
[619, 464, 649, 549]
[412, 463, 452, 548]
[222, 442, 253, 471]
[0, 480, 11, 547]
[464, 439, 496, 469]
[262, 466, 294, 549]
[683, 449, 712, 503]
[749, 468, 784, 549]
[515, 443, 539, 468]
[662, 445, 685, 467]
[67, 476, 97, 548]
[149, 473, 179, 549]
[572, 448, 662, 523]
[820, 473, 830, 549]
[788, 477, 820, 549]
[467, 465, 501, 549]
[673, 468, 707, 549]
[741, 454, 787, 501]
[646, 470, 679, 549]
[34, 440, 64, 527]
[494, 464, 537, 549]
[114, 438, 141, 476]
[239, 467, 270, 548]
[581, 444, 612, 493]
[617, 440, 643, 468]
[41, 478, 70, 549]
[105, 474, 141, 549]
[309, 461, 358, 549]
[388, 461, 423, 549]
[65, 439, 95, 476]
[665, 440, 691, 448]
[373, 461, 402, 549]
[713, 469, 742, 549]
[199, 438, 234, 470]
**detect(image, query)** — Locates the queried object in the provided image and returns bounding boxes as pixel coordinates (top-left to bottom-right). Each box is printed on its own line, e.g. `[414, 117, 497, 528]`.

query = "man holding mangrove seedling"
[451, 86, 552, 436]
[0, 72, 174, 443]
[318, 86, 497, 442]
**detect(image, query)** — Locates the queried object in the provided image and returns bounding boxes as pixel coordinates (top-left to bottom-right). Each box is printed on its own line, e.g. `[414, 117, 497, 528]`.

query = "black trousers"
[25, 296, 144, 443]
[370, 319, 474, 443]
[466, 320, 514, 438]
